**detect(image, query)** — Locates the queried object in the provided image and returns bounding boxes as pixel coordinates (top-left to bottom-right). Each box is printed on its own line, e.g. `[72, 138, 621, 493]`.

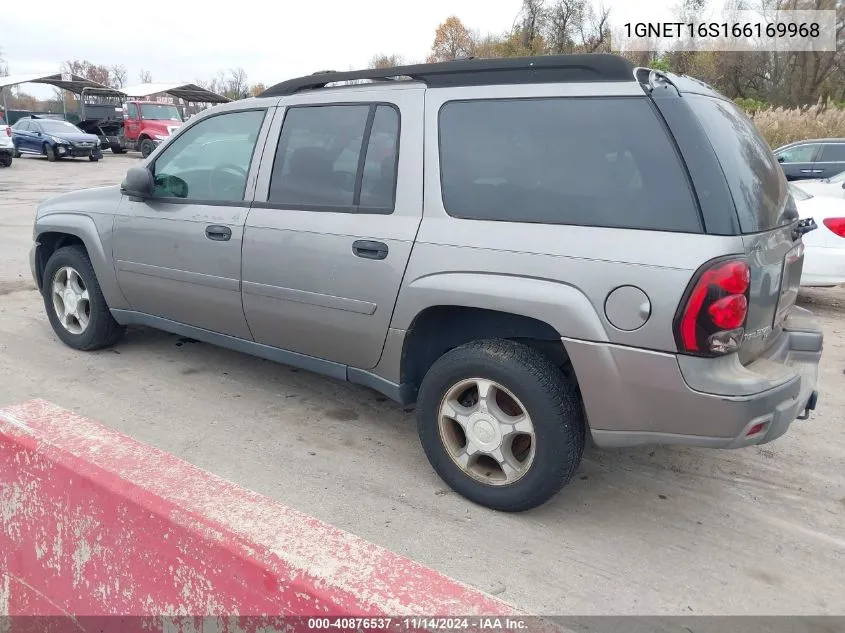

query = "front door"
[243, 90, 424, 369]
[776, 143, 821, 180]
[113, 107, 271, 339]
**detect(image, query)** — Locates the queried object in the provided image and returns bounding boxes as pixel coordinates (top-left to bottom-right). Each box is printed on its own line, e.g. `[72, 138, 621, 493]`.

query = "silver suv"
[29, 55, 823, 511]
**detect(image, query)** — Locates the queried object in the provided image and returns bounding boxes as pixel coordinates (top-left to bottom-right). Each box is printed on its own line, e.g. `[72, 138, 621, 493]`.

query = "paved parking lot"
[1, 154, 844, 615]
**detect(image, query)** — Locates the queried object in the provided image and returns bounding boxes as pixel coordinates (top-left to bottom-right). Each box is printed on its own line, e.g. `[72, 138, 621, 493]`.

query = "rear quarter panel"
[392, 83, 746, 351]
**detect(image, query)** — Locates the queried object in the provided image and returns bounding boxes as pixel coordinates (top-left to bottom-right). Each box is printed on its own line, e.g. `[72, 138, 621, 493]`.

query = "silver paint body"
[29, 79, 823, 448]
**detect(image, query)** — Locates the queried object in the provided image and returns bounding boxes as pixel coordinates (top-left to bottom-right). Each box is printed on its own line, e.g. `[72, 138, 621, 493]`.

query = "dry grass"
[749, 105, 845, 149]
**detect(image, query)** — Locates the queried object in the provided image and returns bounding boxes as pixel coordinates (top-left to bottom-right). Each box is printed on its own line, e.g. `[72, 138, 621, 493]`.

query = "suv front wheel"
[416, 338, 585, 512]
[42, 245, 125, 351]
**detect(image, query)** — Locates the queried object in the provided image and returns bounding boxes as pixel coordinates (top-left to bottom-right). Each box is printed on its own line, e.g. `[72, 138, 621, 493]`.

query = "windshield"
[39, 120, 83, 134]
[140, 104, 182, 121]
[686, 94, 789, 234]
[788, 183, 813, 201]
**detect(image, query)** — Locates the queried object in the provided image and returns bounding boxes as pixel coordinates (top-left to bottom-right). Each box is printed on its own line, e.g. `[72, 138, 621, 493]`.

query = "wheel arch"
[34, 215, 128, 310]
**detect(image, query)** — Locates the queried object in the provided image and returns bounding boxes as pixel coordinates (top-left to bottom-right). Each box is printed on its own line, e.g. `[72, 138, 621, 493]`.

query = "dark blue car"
[11, 117, 103, 162]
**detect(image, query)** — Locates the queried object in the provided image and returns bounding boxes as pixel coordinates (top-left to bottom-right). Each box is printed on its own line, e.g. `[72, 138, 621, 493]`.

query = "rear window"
[438, 97, 702, 232]
[686, 94, 789, 234]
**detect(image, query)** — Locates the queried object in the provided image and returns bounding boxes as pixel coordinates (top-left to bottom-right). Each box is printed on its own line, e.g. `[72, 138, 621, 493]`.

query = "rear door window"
[818, 144, 845, 162]
[686, 95, 789, 234]
[438, 97, 702, 232]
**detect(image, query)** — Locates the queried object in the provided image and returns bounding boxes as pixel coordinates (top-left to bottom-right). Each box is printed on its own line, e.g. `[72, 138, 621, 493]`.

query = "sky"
[2, 0, 702, 98]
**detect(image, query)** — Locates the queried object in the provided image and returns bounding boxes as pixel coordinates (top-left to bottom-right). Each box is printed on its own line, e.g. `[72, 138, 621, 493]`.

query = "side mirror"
[121, 166, 154, 201]
[841, 181, 845, 190]
[777, 155, 785, 163]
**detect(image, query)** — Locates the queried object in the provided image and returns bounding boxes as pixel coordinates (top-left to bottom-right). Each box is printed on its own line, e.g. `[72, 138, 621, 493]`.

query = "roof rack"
[259, 54, 635, 98]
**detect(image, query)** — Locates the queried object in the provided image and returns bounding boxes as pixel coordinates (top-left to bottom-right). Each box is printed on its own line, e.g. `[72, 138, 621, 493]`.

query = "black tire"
[13, 149, 22, 159]
[41, 246, 125, 351]
[89, 154, 99, 162]
[0, 155, 11, 168]
[139, 138, 155, 158]
[45, 143, 57, 162]
[111, 145, 126, 154]
[417, 338, 585, 512]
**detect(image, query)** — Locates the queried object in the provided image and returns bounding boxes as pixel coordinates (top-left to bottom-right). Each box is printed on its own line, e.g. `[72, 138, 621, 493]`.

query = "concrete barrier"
[0, 399, 533, 633]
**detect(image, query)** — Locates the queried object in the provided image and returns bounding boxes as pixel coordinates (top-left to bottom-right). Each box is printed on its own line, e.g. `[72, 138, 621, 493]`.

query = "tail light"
[674, 257, 750, 356]
[823, 218, 845, 238]
[4, 126, 10, 138]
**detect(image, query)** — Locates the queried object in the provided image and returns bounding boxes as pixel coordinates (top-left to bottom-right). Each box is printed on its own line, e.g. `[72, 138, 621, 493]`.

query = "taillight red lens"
[823, 217, 845, 238]
[676, 258, 751, 355]
[4, 127, 10, 138]
[708, 294, 748, 329]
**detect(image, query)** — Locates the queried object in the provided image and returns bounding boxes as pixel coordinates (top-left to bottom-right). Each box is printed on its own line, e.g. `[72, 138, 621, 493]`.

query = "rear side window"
[819, 144, 845, 162]
[268, 104, 400, 213]
[687, 95, 788, 234]
[438, 97, 701, 232]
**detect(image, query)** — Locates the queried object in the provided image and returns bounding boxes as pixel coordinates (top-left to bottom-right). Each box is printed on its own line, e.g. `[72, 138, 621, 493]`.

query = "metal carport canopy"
[0, 72, 109, 93]
[120, 82, 230, 104]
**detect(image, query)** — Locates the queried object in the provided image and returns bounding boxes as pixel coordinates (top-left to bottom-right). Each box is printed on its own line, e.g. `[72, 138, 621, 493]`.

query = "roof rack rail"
[259, 54, 635, 98]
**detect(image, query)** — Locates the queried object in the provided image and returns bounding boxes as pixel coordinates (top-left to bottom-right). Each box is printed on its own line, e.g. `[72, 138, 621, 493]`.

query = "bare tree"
[517, 0, 547, 52]
[369, 54, 405, 69]
[225, 67, 250, 100]
[546, 0, 585, 54]
[110, 65, 127, 89]
[139, 69, 153, 83]
[0, 48, 8, 77]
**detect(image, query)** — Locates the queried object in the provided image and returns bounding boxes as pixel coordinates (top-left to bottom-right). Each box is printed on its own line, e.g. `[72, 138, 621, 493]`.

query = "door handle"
[205, 225, 232, 241]
[800, 169, 814, 173]
[352, 240, 388, 260]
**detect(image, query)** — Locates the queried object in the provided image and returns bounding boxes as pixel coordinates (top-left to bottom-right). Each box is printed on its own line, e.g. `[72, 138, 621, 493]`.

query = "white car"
[0, 116, 14, 167]
[794, 170, 845, 199]
[790, 183, 845, 287]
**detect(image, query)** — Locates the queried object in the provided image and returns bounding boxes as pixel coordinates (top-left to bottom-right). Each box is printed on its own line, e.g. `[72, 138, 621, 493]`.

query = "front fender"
[391, 272, 609, 343]
[34, 212, 129, 310]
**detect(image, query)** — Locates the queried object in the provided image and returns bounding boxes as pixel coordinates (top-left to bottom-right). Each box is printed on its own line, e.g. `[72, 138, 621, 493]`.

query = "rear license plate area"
[774, 242, 804, 327]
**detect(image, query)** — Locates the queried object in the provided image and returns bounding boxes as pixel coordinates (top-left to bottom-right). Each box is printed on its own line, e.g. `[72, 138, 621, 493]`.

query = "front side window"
[126, 103, 139, 119]
[268, 104, 400, 212]
[150, 109, 266, 202]
[777, 144, 819, 163]
[438, 97, 701, 232]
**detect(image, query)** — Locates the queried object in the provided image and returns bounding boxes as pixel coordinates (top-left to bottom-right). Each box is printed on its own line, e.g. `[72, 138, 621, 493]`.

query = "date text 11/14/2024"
[307, 617, 532, 631]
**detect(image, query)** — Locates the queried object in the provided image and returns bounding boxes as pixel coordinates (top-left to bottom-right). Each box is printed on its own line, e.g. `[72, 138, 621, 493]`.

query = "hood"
[37, 185, 122, 219]
[145, 119, 182, 128]
[49, 132, 100, 144]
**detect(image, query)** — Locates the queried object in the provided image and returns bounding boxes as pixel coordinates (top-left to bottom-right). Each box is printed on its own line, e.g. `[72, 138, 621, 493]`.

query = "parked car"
[773, 138, 845, 181]
[789, 183, 845, 287]
[0, 118, 13, 167]
[12, 117, 103, 162]
[790, 169, 845, 199]
[28, 56, 823, 511]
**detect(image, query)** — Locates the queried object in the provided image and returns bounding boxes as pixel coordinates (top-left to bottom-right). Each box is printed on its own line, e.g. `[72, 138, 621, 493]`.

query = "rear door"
[776, 142, 822, 180]
[243, 88, 424, 369]
[686, 95, 803, 361]
[813, 143, 845, 180]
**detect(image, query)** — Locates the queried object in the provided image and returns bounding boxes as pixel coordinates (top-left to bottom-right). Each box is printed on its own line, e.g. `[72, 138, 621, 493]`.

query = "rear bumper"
[566, 306, 823, 449]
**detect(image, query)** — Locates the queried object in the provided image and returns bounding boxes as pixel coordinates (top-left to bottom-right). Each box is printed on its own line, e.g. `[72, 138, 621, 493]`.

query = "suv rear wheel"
[42, 246, 125, 351]
[416, 338, 585, 512]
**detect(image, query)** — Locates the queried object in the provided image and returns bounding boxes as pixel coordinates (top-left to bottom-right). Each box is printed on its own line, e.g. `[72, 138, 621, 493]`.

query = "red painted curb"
[0, 400, 542, 632]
